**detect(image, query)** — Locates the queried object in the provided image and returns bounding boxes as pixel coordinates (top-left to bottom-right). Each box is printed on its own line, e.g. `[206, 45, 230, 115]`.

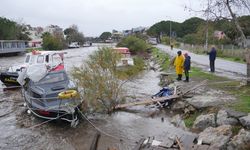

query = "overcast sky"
[1, 0, 203, 37]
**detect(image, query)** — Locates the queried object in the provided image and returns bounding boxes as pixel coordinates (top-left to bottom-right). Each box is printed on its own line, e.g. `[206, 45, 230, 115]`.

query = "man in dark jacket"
[184, 53, 191, 82]
[208, 46, 217, 72]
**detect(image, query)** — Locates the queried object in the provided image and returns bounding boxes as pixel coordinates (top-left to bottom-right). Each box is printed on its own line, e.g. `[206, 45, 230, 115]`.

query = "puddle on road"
[0, 46, 194, 150]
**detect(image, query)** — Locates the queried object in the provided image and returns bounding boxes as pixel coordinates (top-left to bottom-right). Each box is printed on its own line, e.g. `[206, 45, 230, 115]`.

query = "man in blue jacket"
[208, 46, 217, 72]
[184, 53, 191, 82]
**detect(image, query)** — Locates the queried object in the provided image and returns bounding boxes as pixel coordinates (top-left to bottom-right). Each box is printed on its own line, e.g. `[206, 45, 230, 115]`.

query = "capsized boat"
[22, 70, 82, 126]
[0, 50, 66, 87]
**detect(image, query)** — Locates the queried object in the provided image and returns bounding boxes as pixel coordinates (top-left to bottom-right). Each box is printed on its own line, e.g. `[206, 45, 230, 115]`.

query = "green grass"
[217, 56, 245, 64]
[184, 112, 201, 128]
[151, 47, 170, 71]
[228, 92, 250, 113]
[231, 125, 242, 136]
[190, 67, 225, 81]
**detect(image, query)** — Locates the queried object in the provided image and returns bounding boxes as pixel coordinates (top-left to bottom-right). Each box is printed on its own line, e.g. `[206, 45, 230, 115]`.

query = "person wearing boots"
[174, 51, 184, 81]
[184, 52, 191, 82]
[207, 45, 217, 72]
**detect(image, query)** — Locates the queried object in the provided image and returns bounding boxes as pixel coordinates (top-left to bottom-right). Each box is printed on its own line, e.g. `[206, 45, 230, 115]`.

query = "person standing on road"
[207, 46, 217, 72]
[174, 51, 185, 81]
[184, 52, 191, 82]
[170, 44, 173, 50]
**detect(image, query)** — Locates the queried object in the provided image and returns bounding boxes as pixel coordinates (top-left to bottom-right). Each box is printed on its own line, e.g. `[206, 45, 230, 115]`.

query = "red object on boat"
[51, 64, 64, 71]
[37, 110, 50, 116]
[32, 50, 41, 55]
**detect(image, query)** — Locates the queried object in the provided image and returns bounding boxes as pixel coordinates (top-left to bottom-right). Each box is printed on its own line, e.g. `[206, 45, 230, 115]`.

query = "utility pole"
[247, 53, 250, 85]
[205, 0, 210, 51]
[170, 20, 172, 46]
[166, 16, 172, 46]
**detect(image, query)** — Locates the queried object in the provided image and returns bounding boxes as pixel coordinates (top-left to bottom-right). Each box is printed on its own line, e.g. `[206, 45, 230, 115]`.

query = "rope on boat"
[77, 107, 122, 141]
[22, 91, 80, 114]
[27, 112, 70, 129]
[0, 85, 22, 89]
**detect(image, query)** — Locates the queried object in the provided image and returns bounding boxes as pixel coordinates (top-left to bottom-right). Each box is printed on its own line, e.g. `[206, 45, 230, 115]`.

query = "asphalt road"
[156, 44, 247, 80]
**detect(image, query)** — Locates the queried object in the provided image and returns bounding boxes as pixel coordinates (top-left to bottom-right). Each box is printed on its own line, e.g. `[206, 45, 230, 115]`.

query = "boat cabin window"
[25, 55, 31, 63]
[52, 54, 62, 66]
[38, 72, 65, 84]
[45, 55, 49, 63]
[37, 55, 44, 63]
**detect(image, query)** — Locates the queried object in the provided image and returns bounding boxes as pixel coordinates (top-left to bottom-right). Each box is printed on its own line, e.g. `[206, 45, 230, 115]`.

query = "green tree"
[117, 36, 149, 54]
[99, 32, 112, 41]
[0, 17, 30, 40]
[64, 25, 85, 45]
[71, 48, 124, 112]
[180, 17, 205, 37]
[42, 32, 64, 50]
[147, 20, 181, 38]
[238, 16, 250, 37]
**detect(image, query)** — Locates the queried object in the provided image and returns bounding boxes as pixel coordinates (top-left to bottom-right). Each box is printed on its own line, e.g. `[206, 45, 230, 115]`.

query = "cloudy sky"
[1, 0, 203, 37]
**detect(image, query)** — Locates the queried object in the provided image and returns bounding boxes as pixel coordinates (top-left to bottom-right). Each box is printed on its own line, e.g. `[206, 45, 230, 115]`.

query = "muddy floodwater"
[0, 44, 194, 150]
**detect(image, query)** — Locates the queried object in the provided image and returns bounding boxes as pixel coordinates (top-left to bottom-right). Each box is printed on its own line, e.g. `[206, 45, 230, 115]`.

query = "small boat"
[114, 47, 134, 66]
[0, 50, 66, 87]
[68, 42, 80, 48]
[0, 71, 19, 87]
[22, 70, 82, 126]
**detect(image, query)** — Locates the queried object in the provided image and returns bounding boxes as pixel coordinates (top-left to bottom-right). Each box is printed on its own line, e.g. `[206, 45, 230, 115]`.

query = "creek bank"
[151, 46, 250, 149]
[164, 80, 250, 149]
[198, 125, 232, 149]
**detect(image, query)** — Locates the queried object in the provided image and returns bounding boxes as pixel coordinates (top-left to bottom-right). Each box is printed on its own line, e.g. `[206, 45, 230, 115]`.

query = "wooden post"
[246, 53, 250, 85]
[90, 132, 101, 150]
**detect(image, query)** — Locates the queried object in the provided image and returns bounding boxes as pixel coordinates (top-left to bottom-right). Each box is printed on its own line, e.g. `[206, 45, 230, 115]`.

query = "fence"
[179, 43, 248, 60]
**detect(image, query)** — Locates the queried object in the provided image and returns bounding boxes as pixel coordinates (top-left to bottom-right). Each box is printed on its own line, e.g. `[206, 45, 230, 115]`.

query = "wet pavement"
[0, 44, 195, 150]
[157, 44, 247, 80]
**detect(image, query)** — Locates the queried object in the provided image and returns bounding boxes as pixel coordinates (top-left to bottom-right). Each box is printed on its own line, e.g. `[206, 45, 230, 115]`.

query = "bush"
[42, 32, 64, 50]
[117, 36, 149, 54]
[183, 34, 200, 45]
[71, 48, 125, 113]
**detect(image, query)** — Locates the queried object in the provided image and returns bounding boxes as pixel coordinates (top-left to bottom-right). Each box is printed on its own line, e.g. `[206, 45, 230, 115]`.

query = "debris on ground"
[115, 80, 207, 110]
[133, 134, 198, 150]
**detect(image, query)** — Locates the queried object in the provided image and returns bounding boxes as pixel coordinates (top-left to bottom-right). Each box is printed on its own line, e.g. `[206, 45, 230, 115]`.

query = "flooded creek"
[0, 45, 195, 150]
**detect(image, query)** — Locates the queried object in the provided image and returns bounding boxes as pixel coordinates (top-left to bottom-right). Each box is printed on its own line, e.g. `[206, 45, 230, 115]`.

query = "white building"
[44, 25, 63, 35]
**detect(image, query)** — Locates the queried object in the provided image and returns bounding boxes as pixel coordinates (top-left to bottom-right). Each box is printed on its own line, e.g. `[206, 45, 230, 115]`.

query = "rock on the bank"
[171, 101, 186, 111]
[198, 125, 232, 149]
[217, 109, 238, 126]
[193, 113, 216, 130]
[227, 129, 250, 150]
[170, 114, 187, 130]
[226, 109, 247, 118]
[185, 89, 235, 109]
[239, 114, 250, 129]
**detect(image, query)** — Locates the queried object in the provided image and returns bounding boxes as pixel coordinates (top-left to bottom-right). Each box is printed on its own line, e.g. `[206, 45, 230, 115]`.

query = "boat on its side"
[22, 70, 82, 126]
